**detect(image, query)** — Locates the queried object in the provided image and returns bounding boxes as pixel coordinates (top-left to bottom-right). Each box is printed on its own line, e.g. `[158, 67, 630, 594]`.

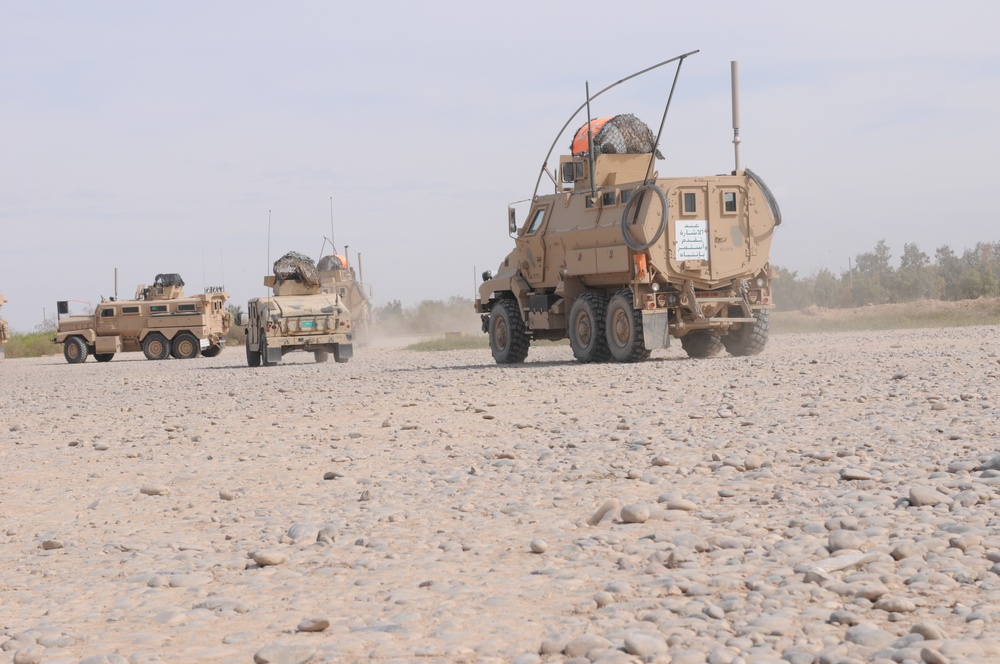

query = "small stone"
[911, 621, 948, 641]
[623, 632, 668, 657]
[587, 498, 620, 526]
[840, 467, 873, 481]
[13, 646, 44, 664]
[296, 617, 329, 632]
[875, 597, 917, 613]
[139, 485, 169, 496]
[253, 549, 288, 567]
[909, 486, 953, 507]
[620, 503, 650, 524]
[219, 489, 237, 501]
[845, 623, 895, 648]
[529, 539, 548, 554]
[323, 471, 344, 480]
[253, 644, 316, 664]
[286, 523, 320, 543]
[920, 647, 951, 664]
[564, 635, 611, 658]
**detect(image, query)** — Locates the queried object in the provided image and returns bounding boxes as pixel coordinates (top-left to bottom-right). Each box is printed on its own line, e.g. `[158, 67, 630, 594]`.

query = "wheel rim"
[67, 344, 79, 359]
[575, 311, 592, 347]
[151, 340, 163, 355]
[178, 340, 194, 356]
[494, 316, 509, 351]
[611, 309, 629, 348]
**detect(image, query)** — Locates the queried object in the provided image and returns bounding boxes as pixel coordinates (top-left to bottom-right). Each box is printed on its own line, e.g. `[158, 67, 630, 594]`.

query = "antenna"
[329, 197, 337, 253]
[585, 81, 596, 201]
[644, 54, 689, 183]
[202, 247, 207, 293]
[731, 60, 741, 173]
[220, 250, 225, 290]
[266, 210, 272, 296]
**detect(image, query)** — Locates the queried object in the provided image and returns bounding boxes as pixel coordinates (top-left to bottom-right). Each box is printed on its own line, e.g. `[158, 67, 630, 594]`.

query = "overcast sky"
[2, 1, 999, 332]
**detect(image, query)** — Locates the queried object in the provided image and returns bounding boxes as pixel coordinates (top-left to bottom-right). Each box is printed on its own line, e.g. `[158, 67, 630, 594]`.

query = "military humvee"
[0, 293, 9, 361]
[477, 53, 781, 364]
[243, 252, 353, 366]
[54, 273, 230, 364]
[318, 253, 372, 346]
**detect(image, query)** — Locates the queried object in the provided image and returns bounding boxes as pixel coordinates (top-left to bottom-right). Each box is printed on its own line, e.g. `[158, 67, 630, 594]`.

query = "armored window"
[177, 304, 196, 312]
[100, 308, 115, 318]
[621, 189, 634, 204]
[602, 191, 617, 206]
[683, 192, 697, 214]
[561, 161, 584, 183]
[122, 306, 140, 315]
[150, 305, 167, 313]
[525, 208, 545, 235]
[723, 191, 737, 214]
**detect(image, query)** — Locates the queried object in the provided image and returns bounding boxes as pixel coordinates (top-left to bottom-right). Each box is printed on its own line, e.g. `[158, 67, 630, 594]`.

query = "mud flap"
[641, 311, 670, 350]
[334, 344, 353, 361]
[265, 346, 283, 364]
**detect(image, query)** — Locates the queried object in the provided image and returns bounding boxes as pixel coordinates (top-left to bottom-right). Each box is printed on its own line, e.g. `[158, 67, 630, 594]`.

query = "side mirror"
[508, 208, 517, 235]
[235, 313, 245, 327]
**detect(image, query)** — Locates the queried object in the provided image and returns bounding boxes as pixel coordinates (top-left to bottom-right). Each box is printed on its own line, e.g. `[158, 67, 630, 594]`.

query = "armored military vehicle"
[477, 53, 781, 364]
[318, 253, 372, 346]
[243, 252, 353, 366]
[54, 273, 230, 364]
[0, 293, 9, 361]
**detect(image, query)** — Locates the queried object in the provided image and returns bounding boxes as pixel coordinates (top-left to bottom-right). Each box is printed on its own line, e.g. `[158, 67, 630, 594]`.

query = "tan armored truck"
[477, 53, 781, 364]
[243, 252, 353, 366]
[318, 253, 372, 346]
[54, 273, 230, 364]
[0, 293, 9, 361]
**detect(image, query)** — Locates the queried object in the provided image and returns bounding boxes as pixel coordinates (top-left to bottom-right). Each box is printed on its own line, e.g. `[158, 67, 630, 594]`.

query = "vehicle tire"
[333, 344, 350, 363]
[568, 292, 611, 363]
[94, 353, 114, 363]
[680, 330, 724, 358]
[245, 337, 261, 367]
[314, 350, 329, 363]
[201, 344, 223, 358]
[605, 290, 651, 363]
[63, 336, 89, 364]
[721, 309, 770, 356]
[171, 332, 201, 360]
[142, 333, 171, 361]
[261, 331, 278, 366]
[489, 298, 529, 364]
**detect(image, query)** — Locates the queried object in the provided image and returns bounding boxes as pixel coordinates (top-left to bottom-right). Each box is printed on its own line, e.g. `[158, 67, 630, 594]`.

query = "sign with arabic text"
[675, 220, 709, 261]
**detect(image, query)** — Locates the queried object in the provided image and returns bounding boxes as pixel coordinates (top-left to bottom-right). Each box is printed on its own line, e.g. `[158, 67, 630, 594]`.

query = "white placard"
[676, 220, 708, 261]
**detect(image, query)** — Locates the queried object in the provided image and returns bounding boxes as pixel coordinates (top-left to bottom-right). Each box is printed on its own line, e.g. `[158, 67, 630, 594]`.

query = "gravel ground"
[1, 326, 1000, 664]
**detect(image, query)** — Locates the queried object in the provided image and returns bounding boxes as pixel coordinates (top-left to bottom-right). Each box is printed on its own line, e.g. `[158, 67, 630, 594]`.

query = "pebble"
[253, 550, 288, 567]
[253, 644, 316, 664]
[588, 498, 620, 526]
[529, 539, 548, 553]
[296, 617, 330, 632]
[139, 484, 169, 496]
[620, 503, 650, 523]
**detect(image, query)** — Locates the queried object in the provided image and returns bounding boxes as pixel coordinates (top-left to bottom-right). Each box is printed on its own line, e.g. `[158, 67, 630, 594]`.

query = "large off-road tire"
[721, 309, 770, 357]
[569, 292, 611, 363]
[488, 298, 529, 364]
[245, 337, 261, 367]
[201, 344, 223, 358]
[171, 332, 201, 360]
[314, 350, 329, 363]
[680, 330, 724, 358]
[94, 353, 114, 363]
[63, 336, 88, 364]
[142, 333, 171, 361]
[261, 331, 278, 367]
[605, 290, 651, 363]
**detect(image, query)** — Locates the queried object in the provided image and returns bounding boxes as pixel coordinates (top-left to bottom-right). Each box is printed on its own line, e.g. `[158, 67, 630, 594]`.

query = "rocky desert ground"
[2, 326, 1000, 664]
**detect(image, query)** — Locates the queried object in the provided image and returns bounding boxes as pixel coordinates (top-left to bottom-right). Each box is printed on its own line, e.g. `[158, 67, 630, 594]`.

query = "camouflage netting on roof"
[154, 273, 185, 287]
[273, 251, 320, 288]
[572, 113, 664, 159]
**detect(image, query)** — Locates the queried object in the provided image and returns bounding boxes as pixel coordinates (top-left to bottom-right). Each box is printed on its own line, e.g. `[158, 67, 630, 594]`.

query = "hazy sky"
[2, 1, 999, 332]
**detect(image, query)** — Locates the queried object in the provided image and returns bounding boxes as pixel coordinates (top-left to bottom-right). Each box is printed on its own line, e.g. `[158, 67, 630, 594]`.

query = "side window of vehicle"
[525, 208, 546, 235]
[101, 308, 115, 318]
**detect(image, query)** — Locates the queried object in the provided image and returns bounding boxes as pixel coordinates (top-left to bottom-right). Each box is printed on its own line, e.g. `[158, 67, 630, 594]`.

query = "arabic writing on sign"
[675, 220, 708, 261]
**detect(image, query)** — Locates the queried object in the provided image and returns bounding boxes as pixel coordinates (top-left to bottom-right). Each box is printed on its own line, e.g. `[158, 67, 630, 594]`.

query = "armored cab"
[244, 252, 353, 366]
[477, 54, 781, 364]
[54, 273, 230, 364]
[318, 253, 372, 346]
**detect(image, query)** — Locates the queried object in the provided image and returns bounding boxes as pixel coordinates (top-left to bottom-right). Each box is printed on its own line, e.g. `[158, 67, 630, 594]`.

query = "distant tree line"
[776, 240, 1000, 311]
[374, 296, 480, 335]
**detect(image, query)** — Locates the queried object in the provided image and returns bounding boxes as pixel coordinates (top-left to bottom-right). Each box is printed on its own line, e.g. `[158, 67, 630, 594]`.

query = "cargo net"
[317, 254, 345, 272]
[154, 273, 185, 287]
[571, 113, 664, 159]
[273, 251, 319, 288]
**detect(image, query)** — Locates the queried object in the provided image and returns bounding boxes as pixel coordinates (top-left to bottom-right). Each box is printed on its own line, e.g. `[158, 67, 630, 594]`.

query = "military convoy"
[53, 273, 231, 364]
[477, 53, 780, 364]
[242, 252, 353, 366]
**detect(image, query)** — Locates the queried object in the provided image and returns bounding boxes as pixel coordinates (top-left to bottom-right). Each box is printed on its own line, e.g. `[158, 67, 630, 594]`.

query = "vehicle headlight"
[651, 282, 660, 292]
[756, 278, 765, 287]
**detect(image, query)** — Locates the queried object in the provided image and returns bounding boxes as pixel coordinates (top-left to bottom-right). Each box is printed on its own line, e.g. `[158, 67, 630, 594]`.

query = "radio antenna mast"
[329, 197, 337, 254]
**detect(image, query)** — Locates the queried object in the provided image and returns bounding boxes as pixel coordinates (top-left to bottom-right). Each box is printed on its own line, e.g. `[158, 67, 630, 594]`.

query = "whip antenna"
[731, 60, 741, 173]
